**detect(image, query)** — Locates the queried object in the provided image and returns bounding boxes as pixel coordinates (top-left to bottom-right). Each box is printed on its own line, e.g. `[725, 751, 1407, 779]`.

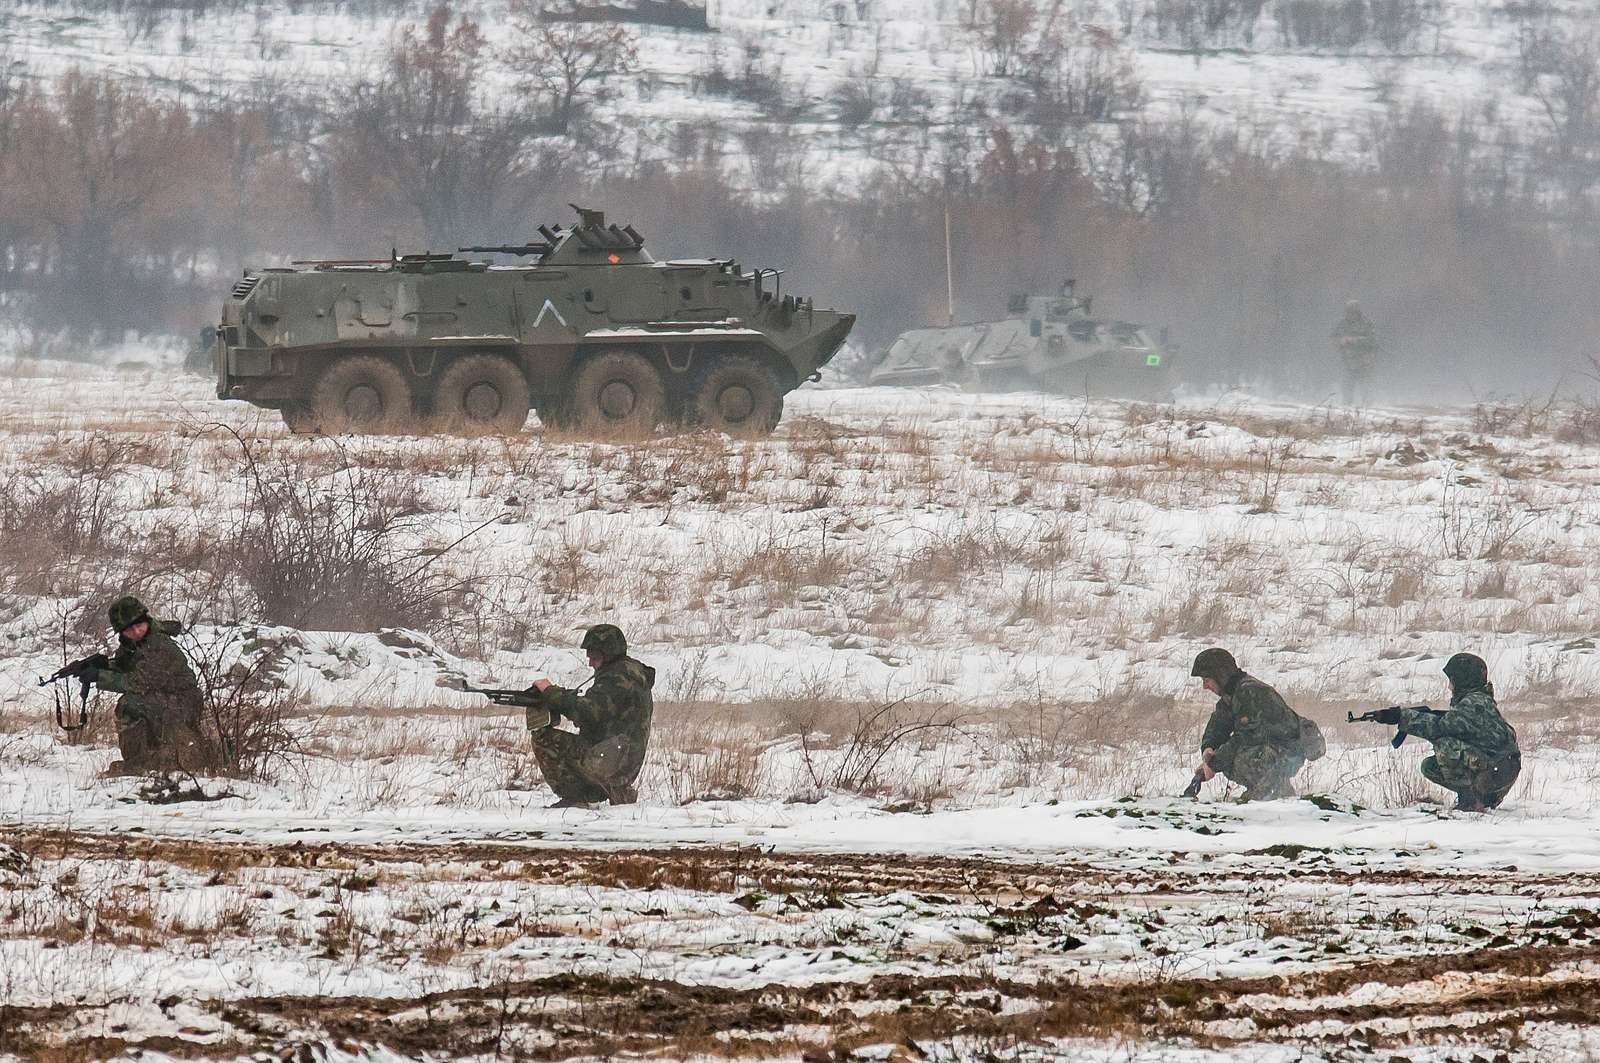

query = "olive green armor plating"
[869, 281, 1176, 400]
[214, 206, 855, 437]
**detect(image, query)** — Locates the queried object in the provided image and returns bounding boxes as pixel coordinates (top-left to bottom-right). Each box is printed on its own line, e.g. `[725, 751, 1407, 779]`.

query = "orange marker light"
[608, 254, 621, 264]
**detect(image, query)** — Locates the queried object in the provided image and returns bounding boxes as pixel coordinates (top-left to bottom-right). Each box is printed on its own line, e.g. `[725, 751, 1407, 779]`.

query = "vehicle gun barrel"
[458, 243, 556, 257]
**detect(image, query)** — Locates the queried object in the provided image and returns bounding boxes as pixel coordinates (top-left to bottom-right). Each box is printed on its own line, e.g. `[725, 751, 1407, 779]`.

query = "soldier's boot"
[1452, 793, 1488, 813]
[548, 797, 595, 810]
[604, 782, 639, 806]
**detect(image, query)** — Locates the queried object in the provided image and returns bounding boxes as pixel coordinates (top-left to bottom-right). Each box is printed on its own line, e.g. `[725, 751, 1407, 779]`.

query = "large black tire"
[568, 350, 667, 438]
[433, 354, 531, 434]
[691, 354, 783, 437]
[309, 355, 414, 434]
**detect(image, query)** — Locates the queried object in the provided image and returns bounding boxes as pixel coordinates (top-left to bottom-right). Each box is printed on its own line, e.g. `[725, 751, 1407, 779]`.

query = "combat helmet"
[1190, 647, 1239, 682]
[108, 595, 150, 632]
[1442, 652, 1489, 693]
[581, 624, 627, 661]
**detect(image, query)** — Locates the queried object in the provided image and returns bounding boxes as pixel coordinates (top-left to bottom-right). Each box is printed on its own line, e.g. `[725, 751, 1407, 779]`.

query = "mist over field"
[2, 0, 1600, 397]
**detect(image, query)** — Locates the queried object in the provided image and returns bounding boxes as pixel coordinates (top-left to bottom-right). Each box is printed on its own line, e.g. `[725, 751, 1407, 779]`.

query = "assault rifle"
[461, 685, 554, 729]
[38, 653, 108, 733]
[1348, 705, 1443, 748]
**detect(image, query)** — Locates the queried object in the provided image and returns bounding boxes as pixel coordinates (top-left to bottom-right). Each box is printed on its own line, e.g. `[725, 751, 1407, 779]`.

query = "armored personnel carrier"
[869, 282, 1175, 400]
[213, 206, 854, 437]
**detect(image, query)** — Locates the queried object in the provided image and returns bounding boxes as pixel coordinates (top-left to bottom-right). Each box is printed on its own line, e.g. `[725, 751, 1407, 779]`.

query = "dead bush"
[0, 435, 132, 596]
[799, 695, 971, 795]
[656, 709, 771, 803]
[216, 429, 488, 632]
[1436, 477, 1545, 562]
[721, 528, 857, 595]
[184, 627, 317, 780]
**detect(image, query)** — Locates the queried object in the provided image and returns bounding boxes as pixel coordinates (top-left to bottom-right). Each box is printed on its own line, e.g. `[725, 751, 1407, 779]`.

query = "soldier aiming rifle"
[1350, 652, 1521, 812]
[47, 595, 217, 774]
[464, 624, 654, 808]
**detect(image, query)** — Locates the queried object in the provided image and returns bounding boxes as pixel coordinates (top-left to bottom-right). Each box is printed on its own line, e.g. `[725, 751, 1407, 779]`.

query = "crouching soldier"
[1369, 653, 1520, 812]
[90, 596, 216, 774]
[1190, 648, 1314, 801]
[527, 624, 654, 807]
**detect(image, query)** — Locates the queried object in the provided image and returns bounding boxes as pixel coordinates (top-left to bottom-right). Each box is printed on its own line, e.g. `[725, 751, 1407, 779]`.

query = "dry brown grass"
[653, 708, 772, 803]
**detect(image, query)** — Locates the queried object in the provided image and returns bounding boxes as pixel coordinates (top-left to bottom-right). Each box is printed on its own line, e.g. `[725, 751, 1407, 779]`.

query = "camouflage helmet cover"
[108, 595, 150, 632]
[581, 623, 627, 660]
[1442, 651, 1489, 692]
[1190, 647, 1239, 681]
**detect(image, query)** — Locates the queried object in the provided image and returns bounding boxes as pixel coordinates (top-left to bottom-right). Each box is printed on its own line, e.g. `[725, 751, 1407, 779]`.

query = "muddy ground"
[3, 823, 1598, 1062]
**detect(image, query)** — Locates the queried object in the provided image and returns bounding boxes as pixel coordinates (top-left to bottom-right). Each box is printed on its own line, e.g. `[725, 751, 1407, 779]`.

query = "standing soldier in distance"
[1190, 648, 1309, 801]
[90, 595, 215, 774]
[527, 624, 654, 807]
[1366, 653, 1520, 812]
[1332, 299, 1380, 406]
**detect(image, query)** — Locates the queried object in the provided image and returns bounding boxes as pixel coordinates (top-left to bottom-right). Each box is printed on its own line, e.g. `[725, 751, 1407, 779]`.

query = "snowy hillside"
[1, 0, 1586, 187]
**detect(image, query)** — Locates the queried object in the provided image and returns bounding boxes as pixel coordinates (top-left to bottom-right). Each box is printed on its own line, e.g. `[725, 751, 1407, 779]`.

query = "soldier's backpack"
[1297, 715, 1326, 761]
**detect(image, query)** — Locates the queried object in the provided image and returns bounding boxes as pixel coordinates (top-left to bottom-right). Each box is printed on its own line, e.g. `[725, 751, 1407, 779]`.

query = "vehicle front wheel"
[691, 354, 783, 437]
[433, 354, 531, 434]
[569, 350, 667, 439]
[309, 355, 415, 434]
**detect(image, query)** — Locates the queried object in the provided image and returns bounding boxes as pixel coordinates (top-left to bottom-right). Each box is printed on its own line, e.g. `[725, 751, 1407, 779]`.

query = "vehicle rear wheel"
[569, 350, 667, 438]
[433, 354, 531, 434]
[309, 355, 414, 434]
[691, 353, 783, 437]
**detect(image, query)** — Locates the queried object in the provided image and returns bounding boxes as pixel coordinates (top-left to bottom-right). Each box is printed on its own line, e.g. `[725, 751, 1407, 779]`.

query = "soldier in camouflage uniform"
[526, 624, 654, 807]
[89, 596, 215, 774]
[1191, 648, 1307, 801]
[1369, 653, 1520, 812]
[1332, 300, 1380, 406]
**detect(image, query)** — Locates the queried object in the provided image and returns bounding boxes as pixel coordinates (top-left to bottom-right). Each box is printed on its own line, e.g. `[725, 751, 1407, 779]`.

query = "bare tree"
[1519, 26, 1600, 220]
[965, 0, 1038, 78]
[4, 71, 195, 326]
[333, 4, 549, 246]
[503, 1, 640, 136]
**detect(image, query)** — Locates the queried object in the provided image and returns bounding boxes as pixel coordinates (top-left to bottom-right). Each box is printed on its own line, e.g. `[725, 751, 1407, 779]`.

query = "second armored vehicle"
[869, 282, 1176, 400]
[214, 207, 854, 437]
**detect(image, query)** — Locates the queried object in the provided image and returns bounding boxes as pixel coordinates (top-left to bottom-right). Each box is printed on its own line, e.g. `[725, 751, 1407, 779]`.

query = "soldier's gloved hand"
[1371, 706, 1403, 725]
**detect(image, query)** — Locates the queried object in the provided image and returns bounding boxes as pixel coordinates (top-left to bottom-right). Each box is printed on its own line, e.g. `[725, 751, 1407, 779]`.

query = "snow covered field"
[3, 361, 1600, 1060]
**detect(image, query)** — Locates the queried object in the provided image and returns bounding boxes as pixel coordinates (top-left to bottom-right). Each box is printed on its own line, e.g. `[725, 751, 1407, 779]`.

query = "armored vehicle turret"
[868, 281, 1175, 400]
[214, 206, 855, 437]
